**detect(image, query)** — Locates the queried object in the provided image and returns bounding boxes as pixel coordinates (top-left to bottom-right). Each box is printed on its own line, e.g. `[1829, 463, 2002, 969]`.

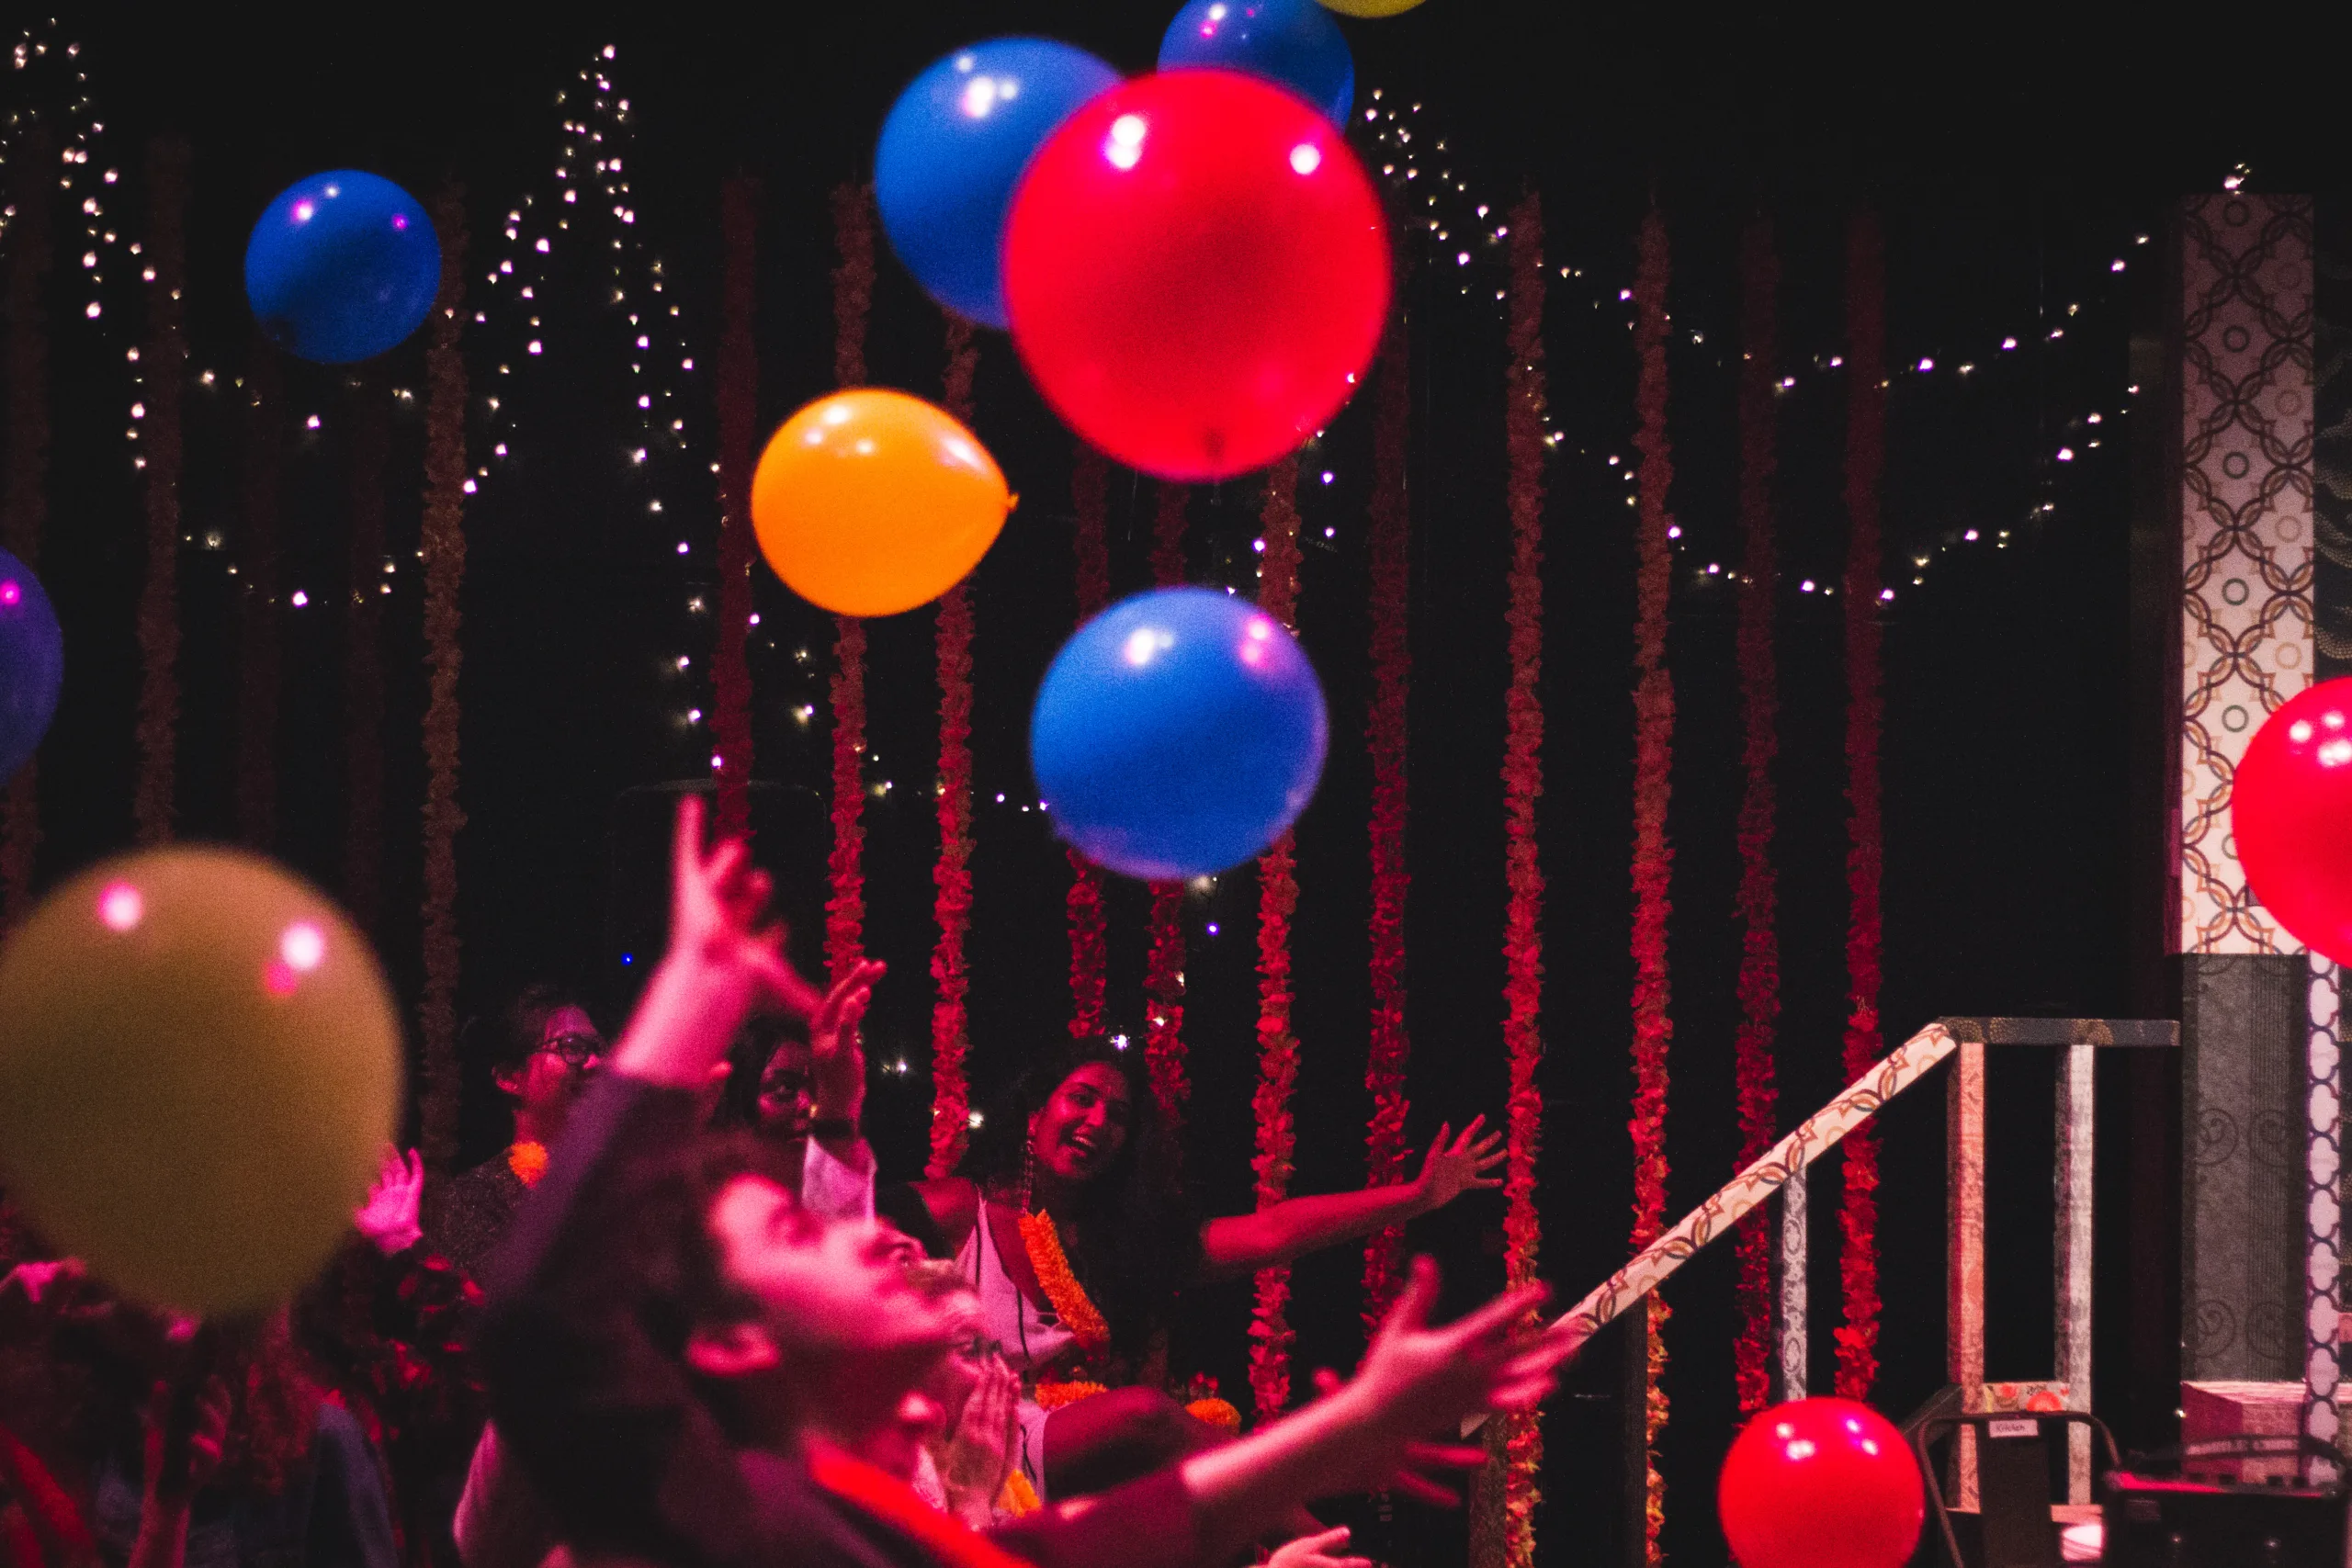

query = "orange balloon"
[0, 850, 401, 1313]
[752, 389, 1013, 617]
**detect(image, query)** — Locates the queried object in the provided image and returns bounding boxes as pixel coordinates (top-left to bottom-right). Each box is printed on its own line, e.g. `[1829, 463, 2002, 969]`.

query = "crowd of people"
[2, 798, 1568, 1568]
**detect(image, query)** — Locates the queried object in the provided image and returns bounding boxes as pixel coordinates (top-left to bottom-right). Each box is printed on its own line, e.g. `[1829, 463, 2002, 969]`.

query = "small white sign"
[1987, 1418, 2038, 1439]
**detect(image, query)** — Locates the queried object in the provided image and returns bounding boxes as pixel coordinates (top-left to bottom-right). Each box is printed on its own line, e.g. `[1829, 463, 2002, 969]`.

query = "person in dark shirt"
[477, 797, 1575, 1568]
[428, 993, 605, 1281]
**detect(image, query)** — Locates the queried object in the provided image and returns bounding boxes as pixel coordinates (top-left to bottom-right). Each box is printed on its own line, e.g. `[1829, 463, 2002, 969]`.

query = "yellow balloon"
[0, 850, 401, 1313]
[1316, 0, 1426, 14]
[752, 389, 1013, 617]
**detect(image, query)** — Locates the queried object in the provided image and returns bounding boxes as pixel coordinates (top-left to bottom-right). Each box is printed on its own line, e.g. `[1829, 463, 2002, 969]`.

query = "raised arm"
[1198, 1119, 1503, 1280]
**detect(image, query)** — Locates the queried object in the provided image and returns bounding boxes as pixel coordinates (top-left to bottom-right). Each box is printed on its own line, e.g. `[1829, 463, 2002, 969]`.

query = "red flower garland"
[0, 125, 52, 921]
[929, 316, 980, 1178]
[1627, 204, 1678, 1567]
[1361, 305, 1415, 1335]
[1731, 219, 1783, 1417]
[826, 184, 875, 983]
[1836, 212, 1888, 1399]
[1145, 482, 1190, 1129]
[418, 184, 471, 1175]
[1066, 446, 1112, 1039]
[1499, 195, 1550, 1568]
[236, 344, 284, 852]
[133, 137, 190, 851]
[713, 176, 760, 842]
[1249, 457, 1305, 1419]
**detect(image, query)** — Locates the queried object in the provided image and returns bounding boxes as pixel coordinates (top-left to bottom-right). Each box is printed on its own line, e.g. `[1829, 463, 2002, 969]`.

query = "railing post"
[1777, 1167, 1807, 1402]
[1949, 1035, 1986, 1507]
[2305, 957, 2343, 1483]
[2055, 1041, 2096, 1502]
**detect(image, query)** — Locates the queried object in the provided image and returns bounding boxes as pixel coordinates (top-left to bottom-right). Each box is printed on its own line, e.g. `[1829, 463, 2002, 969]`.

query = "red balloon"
[1718, 1399, 1922, 1568]
[2233, 677, 2352, 962]
[1002, 69, 1388, 480]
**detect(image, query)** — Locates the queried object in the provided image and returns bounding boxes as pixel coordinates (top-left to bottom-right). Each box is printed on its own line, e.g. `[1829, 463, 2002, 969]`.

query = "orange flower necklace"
[1014, 1208, 1109, 1354]
[507, 1142, 549, 1188]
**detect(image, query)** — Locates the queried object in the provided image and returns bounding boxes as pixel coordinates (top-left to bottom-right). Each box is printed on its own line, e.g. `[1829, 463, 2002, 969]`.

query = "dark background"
[7, 6, 2316, 1564]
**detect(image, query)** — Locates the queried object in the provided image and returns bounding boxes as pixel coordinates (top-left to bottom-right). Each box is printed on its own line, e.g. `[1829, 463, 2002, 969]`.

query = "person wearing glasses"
[426, 987, 605, 1280]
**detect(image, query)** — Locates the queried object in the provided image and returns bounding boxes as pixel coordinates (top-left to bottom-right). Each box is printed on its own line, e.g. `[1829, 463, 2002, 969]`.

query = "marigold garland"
[1249, 457, 1305, 1419]
[417, 185, 471, 1176]
[1145, 481, 1191, 1128]
[132, 136, 190, 851]
[343, 382, 390, 934]
[713, 176, 760, 842]
[1032, 1380, 1109, 1412]
[0, 126, 52, 921]
[236, 341, 283, 853]
[1362, 298, 1416, 1334]
[929, 316, 979, 1179]
[1731, 218, 1783, 1417]
[1498, 195, 1551, 1568]
[1627, 203, 1678, 1568]
[826, 183, 876, 983]
[1065, 445, 1112, 1039]
[506, 1142, 548, 1189]
[1836, 212, 1889, 1399]
[1017, 1209, 1112, 1353]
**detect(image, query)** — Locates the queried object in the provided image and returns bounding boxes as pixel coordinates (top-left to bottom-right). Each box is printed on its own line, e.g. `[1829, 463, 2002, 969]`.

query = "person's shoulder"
[907, 1177, 978, 1247]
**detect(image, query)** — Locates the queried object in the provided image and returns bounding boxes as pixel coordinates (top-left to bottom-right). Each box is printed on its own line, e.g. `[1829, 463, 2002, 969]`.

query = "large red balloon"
[1718, 1399, 1922, 1568]
[2233, 677, 2352, 962]
[1002, 69, 1388, 480]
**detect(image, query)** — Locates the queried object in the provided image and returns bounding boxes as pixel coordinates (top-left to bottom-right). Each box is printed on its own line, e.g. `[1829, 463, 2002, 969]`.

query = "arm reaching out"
[1199, 1119, 1507, 1279]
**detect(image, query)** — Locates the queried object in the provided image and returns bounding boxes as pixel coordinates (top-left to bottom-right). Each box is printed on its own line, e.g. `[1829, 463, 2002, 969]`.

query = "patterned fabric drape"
[132, 136, 190, 850]
[1626, 204, 1678, 1567]
[417, 184, 471, 1176]
[1, 125, 52, 920]
[928, 317, 980, 1178]
[1065, 446, 1112, 1039]
[1731, 218, 1783, 1417]
[1145, 482, 1190, 1129]
[825, 183, 876, 982]
[713, 177, 760, 842]
[236, 340, 283, 852]
[1498, 195, 1549, 1568]
[1360, 304, 1414, 1332]
[1835, 211, 1887, 1398]
[1249, 457, 1305, 1419]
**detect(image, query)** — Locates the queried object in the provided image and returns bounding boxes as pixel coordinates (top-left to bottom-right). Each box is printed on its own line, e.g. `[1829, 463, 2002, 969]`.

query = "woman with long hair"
[884, 1035, 1501, 1504]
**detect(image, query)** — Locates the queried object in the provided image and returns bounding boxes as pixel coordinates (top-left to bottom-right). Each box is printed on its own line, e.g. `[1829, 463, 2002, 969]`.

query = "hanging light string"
[470, 43, 720, 763]
[1355, 90, 2143, 603]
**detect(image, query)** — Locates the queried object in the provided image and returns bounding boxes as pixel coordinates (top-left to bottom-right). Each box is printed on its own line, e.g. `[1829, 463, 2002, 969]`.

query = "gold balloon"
[0, 850, 401, 1313]
[1316, 0, 1427, 14]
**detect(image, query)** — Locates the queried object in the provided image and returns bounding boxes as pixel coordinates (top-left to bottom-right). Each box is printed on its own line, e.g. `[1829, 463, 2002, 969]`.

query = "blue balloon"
[1031, 587, 1328, 879]
[0, 547, 62, 785]
[245, 172, 439, 363]
[876, 39, 1121, 329]
[1159, 0, 1354, 127]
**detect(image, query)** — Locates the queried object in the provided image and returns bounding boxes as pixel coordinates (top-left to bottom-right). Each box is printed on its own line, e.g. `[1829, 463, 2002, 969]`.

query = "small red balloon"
[2233, 677, 2352, 962]
[1002, 69, 1388, 480]
[1718, 1399, 1922, 1568]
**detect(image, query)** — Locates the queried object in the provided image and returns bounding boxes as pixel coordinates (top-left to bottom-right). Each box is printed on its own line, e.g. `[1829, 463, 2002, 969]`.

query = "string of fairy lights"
[472, 43, 722, 769]
[1352, 89, 2143, 604]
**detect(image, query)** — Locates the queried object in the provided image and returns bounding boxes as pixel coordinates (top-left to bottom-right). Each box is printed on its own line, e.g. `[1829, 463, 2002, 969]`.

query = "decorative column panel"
[2177, 194, 2316, 1387]
[2306, 958, 2342, 1475]
[1776, 1168, 1807, 1401]
[2054, 1043, 2095, 1500]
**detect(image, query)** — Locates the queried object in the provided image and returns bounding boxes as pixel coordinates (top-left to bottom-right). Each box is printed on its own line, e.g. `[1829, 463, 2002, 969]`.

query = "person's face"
[918, 1289, 990, 1434]
[706, 1176, 960, 1359]
[1027, 1063, 1134, 1186]
[497, 1005, 604, 1122]
[757, 1040, 815, 1139]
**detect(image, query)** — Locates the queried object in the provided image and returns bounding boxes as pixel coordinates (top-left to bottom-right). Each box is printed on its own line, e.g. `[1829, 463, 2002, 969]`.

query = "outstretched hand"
[142, 1373, 232, 1506]
[1267, 1525, 1374, 1568]
[810, 959, 886, 1128]
[1410, 1118, 1507, 1214]
[669, 794, 821, 1020]
[353, 1146, 425, 1257]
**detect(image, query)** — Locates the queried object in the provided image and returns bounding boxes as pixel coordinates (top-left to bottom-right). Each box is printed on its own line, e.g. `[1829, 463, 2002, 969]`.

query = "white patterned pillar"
[2307, 957, 2343, 1481]
[1777, 1166, 1807, 1402]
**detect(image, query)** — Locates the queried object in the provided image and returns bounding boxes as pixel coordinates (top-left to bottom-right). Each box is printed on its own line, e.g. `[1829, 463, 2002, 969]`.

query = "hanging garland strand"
[1361, 300, 1415, 1333]
[418, 185, 471, 1177]
[712, 176, 760, 841]
[235, 339, 283, 852]
[826, 183, 876, 983]
[1627, 203, 1678, 1568]
[1249, 457, 1306, 1419]
[1066, 445, 1112, 1039]
[1730, 218, 1783, 1418]
[131, 136, 189, 849]
[1, 124, 53, 920]
[928, 316, 980, 1178]
[1498, 194, 1550, 1568]
[343, 379, 390, 935]
[1145, 481, 1191, 1129]
[1836, 211, 1889, 1399]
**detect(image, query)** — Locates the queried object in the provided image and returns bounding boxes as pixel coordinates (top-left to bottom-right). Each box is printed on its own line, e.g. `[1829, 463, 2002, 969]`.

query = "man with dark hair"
[428, 988, 605, 1280]
[478, 800, 1575, 1568]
